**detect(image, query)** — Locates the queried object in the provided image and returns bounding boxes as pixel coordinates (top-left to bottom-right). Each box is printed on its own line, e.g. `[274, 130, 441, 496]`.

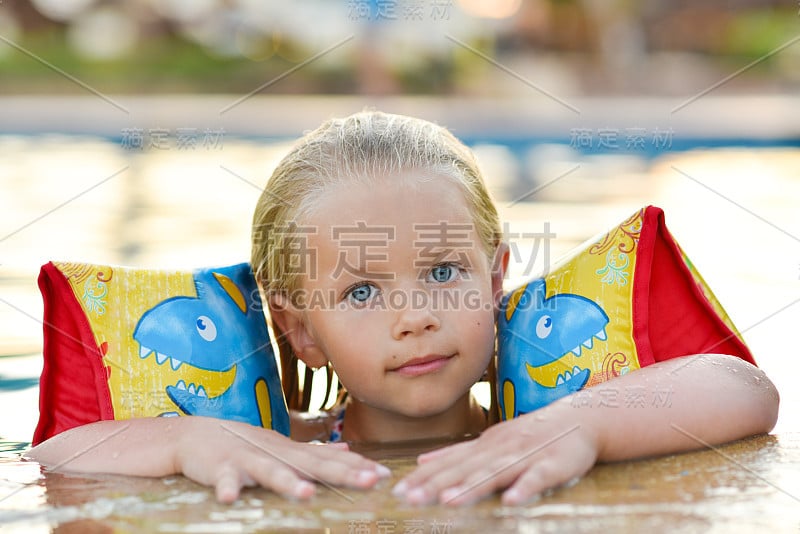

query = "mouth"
[172, 379, 208, 398]
[526, 362, 590, 389]
[569, 327, 607, 357]
[556, 365, 585, 386]
[139, 344, 184, 371]
[392, 354, 455, 377]
[139, 344, 211, 399]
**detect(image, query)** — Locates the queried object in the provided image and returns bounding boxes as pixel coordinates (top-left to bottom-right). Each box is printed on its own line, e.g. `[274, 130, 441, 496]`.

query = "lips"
[392, 354, 455, 377]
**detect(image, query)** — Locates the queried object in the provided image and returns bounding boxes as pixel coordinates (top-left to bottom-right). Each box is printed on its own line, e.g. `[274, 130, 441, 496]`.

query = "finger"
[436, 457, 523, 506]
[502, 461, 587, 506]
[325, 442, 350, 451]
[272, 446, 386, 489]
[417, 439, 472, 464]
[394, 442, 479, 498]
[252, 439, 383, 484]
[397, 450, 494, 505]
[397, 466, 470, 505]
[298, 443, 386, 474]
[214, 464, 243, 504]
[246, 456, 316, 499]
[324, 444, 393, 478]
[317, 461, 384, 489]
[501, 465, 547, 506]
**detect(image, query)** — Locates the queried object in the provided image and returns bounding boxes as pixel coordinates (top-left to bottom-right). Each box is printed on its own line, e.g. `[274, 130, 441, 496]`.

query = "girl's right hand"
[175, 416, 391, 503]
[27, 416, 391, 504]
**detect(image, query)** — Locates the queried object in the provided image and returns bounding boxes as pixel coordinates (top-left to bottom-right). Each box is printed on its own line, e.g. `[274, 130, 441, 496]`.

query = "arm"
[394, 353, 779, 506]
[26, 415, 390, 503]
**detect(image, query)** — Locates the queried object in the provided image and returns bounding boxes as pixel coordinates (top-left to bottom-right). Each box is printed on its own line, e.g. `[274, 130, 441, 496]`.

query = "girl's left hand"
[394, 353, 780, 506]
[392, 409, 599, 506]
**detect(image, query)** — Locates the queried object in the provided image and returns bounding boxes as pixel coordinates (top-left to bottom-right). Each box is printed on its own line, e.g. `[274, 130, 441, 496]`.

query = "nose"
[391, 296, 441, 339]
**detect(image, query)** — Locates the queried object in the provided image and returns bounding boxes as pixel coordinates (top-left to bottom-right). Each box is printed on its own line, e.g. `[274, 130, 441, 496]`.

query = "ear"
[268, 293, 328, 369]
[491, 242, 510, 309]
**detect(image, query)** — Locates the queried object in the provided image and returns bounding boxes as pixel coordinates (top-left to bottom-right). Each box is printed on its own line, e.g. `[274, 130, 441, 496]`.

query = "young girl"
[28, 111, 779, 507]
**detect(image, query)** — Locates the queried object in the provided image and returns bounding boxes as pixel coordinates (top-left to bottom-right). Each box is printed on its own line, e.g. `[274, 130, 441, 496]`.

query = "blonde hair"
[251, 110, 502, 413]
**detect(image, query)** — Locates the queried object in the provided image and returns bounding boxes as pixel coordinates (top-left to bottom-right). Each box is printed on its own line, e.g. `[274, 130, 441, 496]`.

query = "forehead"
[305, 174, 474, 234]
[292, 176, 488, 285]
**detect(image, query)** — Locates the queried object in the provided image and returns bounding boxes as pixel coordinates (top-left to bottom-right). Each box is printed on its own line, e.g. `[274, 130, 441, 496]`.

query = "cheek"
[478, 305, 499, 343]
[313, 311, 384, 362]
[455, 307, 496, 352]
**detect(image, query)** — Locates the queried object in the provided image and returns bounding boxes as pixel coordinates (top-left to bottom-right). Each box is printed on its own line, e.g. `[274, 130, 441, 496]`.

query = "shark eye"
[196, 315, 217, 342]
[535, 315, 552, 339]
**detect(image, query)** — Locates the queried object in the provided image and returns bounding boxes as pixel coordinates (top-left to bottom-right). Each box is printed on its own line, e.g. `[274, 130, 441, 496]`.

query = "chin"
[398, 396, 459, 419]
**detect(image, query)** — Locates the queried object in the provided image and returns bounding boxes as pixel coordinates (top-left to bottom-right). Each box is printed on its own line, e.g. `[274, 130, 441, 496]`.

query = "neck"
[340, 392, 487, 444]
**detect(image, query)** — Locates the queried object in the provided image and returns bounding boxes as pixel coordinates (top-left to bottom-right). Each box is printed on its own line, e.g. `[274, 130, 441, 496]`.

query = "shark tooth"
[556, 374, 565, 386]
[572, 365, 582, 375]
[595, 328, 608, 341]
[582, 337, 594, 350]
[188, 383, 196, 394]
[139, 345, 152, 359]
[176, 380, 187, 390]
[564, 370, 572, 381]
[170, 357, 183, 371]
[571, 346, 582, 357]
[197, 386, 207, 398]
[155, 352, 168, 365]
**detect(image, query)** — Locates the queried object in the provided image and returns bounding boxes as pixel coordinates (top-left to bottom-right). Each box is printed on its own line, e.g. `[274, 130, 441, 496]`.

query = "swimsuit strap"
[329, 406, 345, 443]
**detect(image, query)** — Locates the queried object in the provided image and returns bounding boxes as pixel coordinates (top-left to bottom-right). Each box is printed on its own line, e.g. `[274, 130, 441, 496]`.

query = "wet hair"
[251, 110, 502, 414]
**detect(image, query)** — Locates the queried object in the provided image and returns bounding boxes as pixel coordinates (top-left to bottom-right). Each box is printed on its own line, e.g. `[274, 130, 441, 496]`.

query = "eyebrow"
[329, 262, 395, 281]
[414, 250, 478, 276]
[417, 248, 472, 263]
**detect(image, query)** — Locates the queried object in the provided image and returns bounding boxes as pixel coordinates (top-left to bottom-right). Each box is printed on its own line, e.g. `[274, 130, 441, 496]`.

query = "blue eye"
[428, 264, 459, 283]
[346, 283, 376, 305]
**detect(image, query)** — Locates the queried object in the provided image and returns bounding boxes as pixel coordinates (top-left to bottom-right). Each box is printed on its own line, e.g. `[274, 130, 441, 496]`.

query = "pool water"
[0, 136, 798, 531]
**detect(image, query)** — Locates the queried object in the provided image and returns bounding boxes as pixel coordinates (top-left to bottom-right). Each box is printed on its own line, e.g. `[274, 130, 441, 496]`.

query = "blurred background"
[0, 0, 798, 95]
[0, 0, 798, 445]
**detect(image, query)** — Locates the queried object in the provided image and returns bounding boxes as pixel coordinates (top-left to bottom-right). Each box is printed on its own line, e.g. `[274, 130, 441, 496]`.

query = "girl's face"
[276, 173, 505, 431]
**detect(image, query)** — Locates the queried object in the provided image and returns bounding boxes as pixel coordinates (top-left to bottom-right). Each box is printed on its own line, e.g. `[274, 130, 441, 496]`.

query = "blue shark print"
[497, 278, 609, 419]
[132, 264, 289, 435]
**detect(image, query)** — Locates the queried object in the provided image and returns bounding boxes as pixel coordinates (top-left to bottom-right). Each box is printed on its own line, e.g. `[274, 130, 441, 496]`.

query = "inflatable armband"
[497, 206, 754, 420]
[34, 262, 289, 444]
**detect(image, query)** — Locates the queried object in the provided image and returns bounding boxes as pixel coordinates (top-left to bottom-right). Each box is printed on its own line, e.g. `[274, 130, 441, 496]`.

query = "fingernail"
[392, 480, 408, 496]
[375, 464, 391, 478]
[406, 487, 427, 504]
[503, 488, 541, 506]
[502, 488, 521, 505]
[356, 470, 377, 486]
[294, 481, 315, 499]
